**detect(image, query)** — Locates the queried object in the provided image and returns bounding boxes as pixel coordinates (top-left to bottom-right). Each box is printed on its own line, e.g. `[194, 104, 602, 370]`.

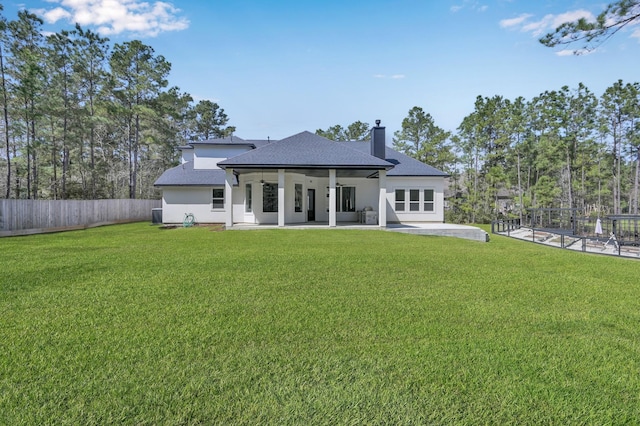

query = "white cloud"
[373, 74, 406, 80]
[555, 49, 576, 56]
[501, 9, 595, 37]
[551, 9, 595, 30]
[555, 48, 594, 56]
[37, 6, 73, 22]
[450, 1, 488, 13]
[499, 13, 533, 29]
[33, 0, 189, 37]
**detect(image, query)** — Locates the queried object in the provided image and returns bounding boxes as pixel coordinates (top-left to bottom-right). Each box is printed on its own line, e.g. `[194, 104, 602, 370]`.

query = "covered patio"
[229, 221, 489, 242]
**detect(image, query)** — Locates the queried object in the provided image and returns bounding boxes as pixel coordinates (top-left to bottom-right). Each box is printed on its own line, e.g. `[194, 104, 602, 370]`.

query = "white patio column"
[278, 168, 285, 227]
[225, 168, 234, 228]
[378, 169, 387, 227]
[329, 169, 336, 227]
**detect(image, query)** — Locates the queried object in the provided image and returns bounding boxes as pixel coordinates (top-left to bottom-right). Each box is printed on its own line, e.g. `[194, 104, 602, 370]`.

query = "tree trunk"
[612, 132, 619, 214]
[31, 115, 37, 199]
[566, 151, 573, 209]
[617, 138, 622, 214]
[472, 146, 478, 223]
[634, 148, 640, 215]
[517, 151, 523, 223]
[62, 69, 69, 200]
[25, 104, 31, 199]
[50, 121, 58, 199]
[132, 112, 140, 199]
[89, 79, 96, 199]
[0, 45, 11, 199]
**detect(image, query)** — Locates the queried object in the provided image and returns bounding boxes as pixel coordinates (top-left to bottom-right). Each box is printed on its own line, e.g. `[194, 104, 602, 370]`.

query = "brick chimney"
[370, 119, 385, 159]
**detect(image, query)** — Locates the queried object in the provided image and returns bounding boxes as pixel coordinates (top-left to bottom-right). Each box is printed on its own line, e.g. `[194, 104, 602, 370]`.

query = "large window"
[339, 187, 356, 212]
[395, 189, 405, 211]
[393, 188, 435, 213]
[263, 183, 278, 212]
[327, 186, 356, 212]
[295, 184, 303, 212]
[424, 189, 434, 212]
[245, 183, 252, 212]
[409, 189, 420, 211]
[212, 188, 224, 210]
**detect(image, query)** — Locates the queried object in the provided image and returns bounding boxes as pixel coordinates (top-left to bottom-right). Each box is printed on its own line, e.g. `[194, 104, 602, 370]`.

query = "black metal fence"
[491, 210, 640, 259]
[491, 218, 521, 234]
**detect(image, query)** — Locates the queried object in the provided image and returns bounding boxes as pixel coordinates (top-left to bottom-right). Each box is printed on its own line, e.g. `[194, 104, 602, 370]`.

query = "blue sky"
[3, 0, 639, 142]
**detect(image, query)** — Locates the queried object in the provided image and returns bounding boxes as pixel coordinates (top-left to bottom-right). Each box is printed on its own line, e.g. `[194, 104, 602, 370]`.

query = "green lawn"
[2, 223, 640, 424]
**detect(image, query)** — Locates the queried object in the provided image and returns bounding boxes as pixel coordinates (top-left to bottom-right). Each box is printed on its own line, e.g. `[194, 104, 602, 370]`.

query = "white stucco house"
[154, 123, 449, 228]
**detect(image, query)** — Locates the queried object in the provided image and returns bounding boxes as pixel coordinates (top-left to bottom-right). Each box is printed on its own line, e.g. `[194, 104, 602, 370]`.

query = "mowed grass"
[1, 223, 640, 424]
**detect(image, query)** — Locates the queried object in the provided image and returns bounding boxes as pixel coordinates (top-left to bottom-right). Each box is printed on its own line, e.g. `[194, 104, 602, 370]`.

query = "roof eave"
[390, 173, 451, 178]
[189, 142, 256, 148]
[218, 164, 393, 170]
[154, 183, 236, 187]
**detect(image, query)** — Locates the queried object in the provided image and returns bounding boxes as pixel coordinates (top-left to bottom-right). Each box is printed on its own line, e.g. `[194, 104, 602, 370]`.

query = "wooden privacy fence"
[0, 199, 161, 236]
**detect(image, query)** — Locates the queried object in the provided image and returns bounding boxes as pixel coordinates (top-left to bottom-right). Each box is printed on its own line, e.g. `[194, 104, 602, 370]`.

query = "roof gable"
[154, 161, 233, 187]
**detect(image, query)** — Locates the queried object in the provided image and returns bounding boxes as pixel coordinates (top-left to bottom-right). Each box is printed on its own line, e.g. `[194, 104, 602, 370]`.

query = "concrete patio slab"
[230, 222, 489, 242]
[386, 223, 489, 242]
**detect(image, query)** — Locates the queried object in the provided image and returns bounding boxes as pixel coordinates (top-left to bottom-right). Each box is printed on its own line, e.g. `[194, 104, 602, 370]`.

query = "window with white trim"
[263, 183, 278, 212]
[409, 189, 420, 211]
[245, 183, 252, 212]
[395, 189, 405, 211]
[212, 188, 224, 210]
[424, 189, 434, 212]
[393, 188, 436, 213]
[326, 186, 356, 212]
[339, 186, 356, 212]
[295, 184, 303, 213]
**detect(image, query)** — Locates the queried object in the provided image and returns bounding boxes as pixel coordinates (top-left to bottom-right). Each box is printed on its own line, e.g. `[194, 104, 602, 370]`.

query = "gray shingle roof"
[156, 132, 448, 187]
[218, 131, 393, 169]
[189, 136, 253, 146]
[154, 161, 235, 187]
[343, 142, 449, 177]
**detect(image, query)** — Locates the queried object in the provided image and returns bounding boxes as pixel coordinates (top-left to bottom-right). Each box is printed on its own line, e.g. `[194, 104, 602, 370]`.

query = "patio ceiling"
[231, 167, 380, 178]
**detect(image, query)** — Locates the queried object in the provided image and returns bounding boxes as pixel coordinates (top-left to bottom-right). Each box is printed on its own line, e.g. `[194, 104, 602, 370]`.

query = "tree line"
[1, 3, 638, 227]
[317, 80, 640, 223]
[0, 8, 234, 200]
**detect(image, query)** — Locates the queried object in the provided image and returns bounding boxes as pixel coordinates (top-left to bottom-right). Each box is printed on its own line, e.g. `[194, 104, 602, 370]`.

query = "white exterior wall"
[233, 174, 381, 224]
[236, 172, 310, 225]
[160, 174, 446, 225]
[193, 146, 252, 169]
[161, 187, 226, 224]
[285, 173, 307, 224]
[240, 172, 278, 224]
[314, 177, 379, 223]
[181, 149, 194, 164]
[386, 176, 445, 223]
